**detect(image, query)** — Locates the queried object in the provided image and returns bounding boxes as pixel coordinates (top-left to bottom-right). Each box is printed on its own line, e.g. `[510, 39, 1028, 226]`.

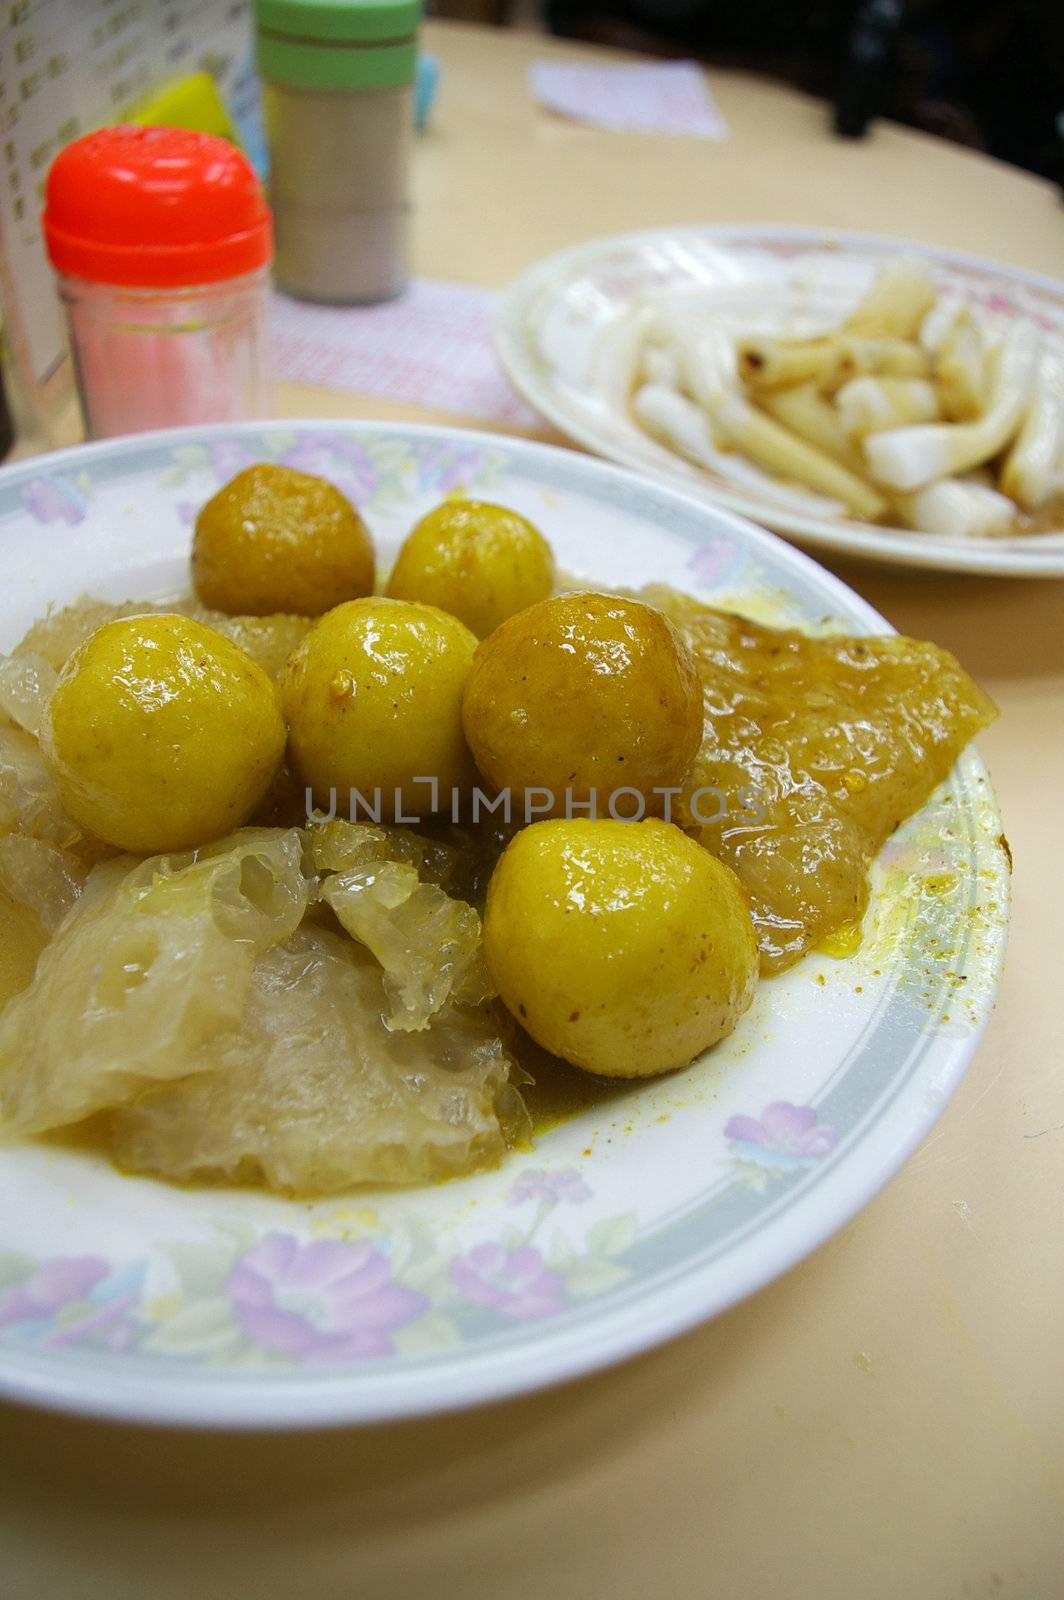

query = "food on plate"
[755, 382, 867, 468]
[310, 819, 492, 1032]
[17, 593, 313, 683]
[483, 818, 758, 1078]
[40, 614, 286, 853]
[192, 462, 375, 616]
[281, 597, 479, 821]
[0, 829, 311, 1135]
[834, 376, 940, 437]
[386, 499, 556, 637]
[0, 691, 106, 944]
[0, 467, 997, 1195]
[648, 585, 997, 971]
[617, 255, 1064, 536]
[106, 924, 527, 1192]
[0, 824, 525, 1191]
[839, 256, 936, 341]
[462, 593, 703, 816]
[0, 651, 56, 736]
[863, 321, 1038, 490]
[632, 378, 888, 521]
[999, 350, 1064, 511]
[739, 335, 929, 395]
[0, 886, 48, 1008]
[894, 479, 1016, 540]
[933, 309, 986, 421]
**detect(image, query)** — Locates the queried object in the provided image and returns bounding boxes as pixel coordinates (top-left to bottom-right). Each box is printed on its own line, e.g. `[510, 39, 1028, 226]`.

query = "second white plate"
[495, 224, 1064, 577]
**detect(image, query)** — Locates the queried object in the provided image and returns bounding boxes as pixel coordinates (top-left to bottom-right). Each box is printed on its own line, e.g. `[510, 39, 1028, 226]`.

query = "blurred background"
[437, 0, 1064, 185]
[0, 0, 1060, 459]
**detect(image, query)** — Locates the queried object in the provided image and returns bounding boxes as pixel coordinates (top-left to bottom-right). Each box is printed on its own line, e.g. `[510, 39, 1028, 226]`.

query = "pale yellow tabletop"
[3, 21, 1063, 1599]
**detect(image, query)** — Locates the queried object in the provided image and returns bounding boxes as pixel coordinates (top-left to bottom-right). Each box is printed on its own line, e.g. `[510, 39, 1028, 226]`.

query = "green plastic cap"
[255, 0, 421, 90]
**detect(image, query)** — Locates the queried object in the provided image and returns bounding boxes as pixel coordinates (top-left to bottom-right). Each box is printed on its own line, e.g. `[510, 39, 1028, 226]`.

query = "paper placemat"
[270, 280, 540, 429]
[528, 58, 728, 140]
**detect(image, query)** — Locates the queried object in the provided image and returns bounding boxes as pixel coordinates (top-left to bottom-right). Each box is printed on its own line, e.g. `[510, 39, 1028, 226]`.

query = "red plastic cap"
[42, 125, 273, 289]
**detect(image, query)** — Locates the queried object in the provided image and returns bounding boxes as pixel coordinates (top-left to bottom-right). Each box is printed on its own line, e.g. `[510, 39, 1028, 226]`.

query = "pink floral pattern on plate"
[450, 1244, 566, 1321]
[21, 476, 88, 526]
[0, 1167, 638, 1366]
[725, 1102, 837, 1175]
[0, 1255, 142, 1351]
[508, 1167, 591, 1206]
[160, 431, 505, 519]
[226, 1234, 427, 1361]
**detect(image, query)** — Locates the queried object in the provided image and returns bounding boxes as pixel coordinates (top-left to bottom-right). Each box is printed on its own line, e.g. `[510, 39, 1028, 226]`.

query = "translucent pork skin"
[646, 587, 997, 973]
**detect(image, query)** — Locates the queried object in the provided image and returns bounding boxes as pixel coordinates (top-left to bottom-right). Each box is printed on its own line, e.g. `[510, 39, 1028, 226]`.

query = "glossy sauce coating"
[192, 463, 375, 617]
[387, 500, 556, 637]
[41, 614, 286, 854]
[462, 593, 703, 815]
[645, 585, 998, 971]
[484, 817, 758, 1077]
[281, 597, 479, 821]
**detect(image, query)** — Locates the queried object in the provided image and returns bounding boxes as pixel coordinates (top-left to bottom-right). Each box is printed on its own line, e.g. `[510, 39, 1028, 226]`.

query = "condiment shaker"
[42, 126, 273, 440]
[255, 0, 421, 304]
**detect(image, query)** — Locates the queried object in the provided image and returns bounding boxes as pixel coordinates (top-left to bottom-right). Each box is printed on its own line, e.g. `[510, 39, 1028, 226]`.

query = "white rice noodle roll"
[757, 382, 867, 470]
[863, 320, 1039, 492]
[844, 256, 937, 341]
[835, 376, 940, 437]
[999, 348, 1064, 511]
[934, 308, 988, 421]
[630, 383, 847, 519]
[895, 478, 1016, 539]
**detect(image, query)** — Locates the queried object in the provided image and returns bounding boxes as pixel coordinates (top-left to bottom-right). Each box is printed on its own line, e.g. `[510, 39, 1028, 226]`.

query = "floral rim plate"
[0, 421, 1009, 1429]
[494, 223, 1064, 577]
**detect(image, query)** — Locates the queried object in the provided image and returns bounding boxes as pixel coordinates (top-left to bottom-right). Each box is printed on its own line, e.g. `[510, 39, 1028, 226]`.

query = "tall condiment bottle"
[255, 0, 421, 304]
[42, 126, 273, 441]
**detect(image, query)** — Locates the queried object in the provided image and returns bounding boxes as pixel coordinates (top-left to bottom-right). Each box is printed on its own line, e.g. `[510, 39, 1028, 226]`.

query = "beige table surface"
[3, 20, 1064, 1600]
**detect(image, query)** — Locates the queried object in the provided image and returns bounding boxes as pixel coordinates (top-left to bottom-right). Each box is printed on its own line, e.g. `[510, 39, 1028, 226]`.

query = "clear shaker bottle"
[42, 126, 273, 440]
[255, 0, 421, 304]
